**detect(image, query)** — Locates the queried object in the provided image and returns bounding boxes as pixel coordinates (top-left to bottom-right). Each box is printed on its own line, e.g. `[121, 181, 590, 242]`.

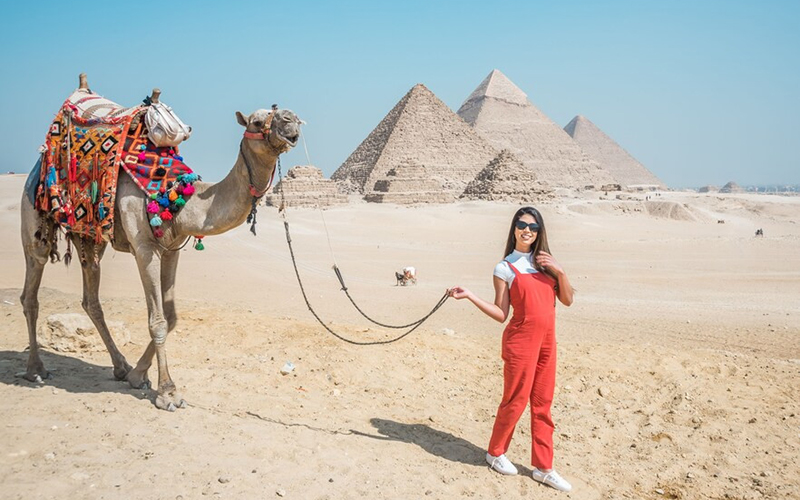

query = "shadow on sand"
[0, 349, 151, 403]
[351, 418, 493, 468]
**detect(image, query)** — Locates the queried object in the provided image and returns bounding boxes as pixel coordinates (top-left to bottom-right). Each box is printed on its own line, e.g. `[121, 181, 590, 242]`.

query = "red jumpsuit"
[487, 262, 558, 470]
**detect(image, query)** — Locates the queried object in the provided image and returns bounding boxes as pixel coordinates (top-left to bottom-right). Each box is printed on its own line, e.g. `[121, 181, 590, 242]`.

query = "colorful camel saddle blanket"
[35, 89, 198, 242]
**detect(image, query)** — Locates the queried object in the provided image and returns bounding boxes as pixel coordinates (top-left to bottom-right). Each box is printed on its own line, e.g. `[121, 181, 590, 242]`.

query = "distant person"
[447, 206, 574, 492]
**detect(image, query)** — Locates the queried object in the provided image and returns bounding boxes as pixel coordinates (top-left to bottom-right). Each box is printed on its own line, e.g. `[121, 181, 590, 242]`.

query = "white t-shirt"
[493, 250, 538, 288]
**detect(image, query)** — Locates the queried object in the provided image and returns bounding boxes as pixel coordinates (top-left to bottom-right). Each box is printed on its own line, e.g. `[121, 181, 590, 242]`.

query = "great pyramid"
[461, 150, 553, 203]
[457, 69, 615, 189]
[564, 115, 665, 189]
[264, 165, 347, 208]
[331, 84, 497, 198]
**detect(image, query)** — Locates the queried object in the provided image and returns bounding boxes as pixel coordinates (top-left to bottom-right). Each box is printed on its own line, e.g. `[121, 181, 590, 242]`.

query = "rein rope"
[276, 157, 450, 345]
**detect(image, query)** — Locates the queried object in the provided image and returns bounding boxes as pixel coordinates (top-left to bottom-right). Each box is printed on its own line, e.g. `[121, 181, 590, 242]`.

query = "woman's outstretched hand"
[447, 286, 472, 300]
[535, 251, 564, 275]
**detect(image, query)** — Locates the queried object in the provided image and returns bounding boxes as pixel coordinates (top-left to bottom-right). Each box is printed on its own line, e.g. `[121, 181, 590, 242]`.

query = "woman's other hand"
[535, 251, 564, 276]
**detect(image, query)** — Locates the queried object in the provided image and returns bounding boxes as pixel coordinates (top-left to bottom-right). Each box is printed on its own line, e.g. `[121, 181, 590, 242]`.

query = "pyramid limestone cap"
[461, 69, 529, 108]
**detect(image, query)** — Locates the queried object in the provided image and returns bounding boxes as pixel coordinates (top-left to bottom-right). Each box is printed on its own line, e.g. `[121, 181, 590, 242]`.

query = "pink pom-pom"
[160, 210, 173, 221]
[183, 185, 195, 196]
[153, 228, 164, 238]
[147, 201, 160, 213]
[138, 153, 146, 161]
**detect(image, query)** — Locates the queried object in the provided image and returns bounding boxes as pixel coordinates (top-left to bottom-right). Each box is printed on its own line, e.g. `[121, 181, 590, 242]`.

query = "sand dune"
[1, 174, 798, 499]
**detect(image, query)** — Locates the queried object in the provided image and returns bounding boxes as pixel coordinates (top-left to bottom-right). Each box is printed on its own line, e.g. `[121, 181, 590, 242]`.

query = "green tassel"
[195, 241, 204, 251]
[90, 181, 98, 204]
[150, 193, 158, 200]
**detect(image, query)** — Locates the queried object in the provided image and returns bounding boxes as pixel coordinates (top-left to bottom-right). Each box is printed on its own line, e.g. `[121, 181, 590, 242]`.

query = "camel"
[19, 76, 302, 411]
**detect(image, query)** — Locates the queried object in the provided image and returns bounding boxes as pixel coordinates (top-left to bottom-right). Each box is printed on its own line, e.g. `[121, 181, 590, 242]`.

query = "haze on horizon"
[0, 0, 797, 188]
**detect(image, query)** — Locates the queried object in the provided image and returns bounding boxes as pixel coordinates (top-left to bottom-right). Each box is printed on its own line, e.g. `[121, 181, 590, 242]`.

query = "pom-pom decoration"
[149, 216, 163, 227]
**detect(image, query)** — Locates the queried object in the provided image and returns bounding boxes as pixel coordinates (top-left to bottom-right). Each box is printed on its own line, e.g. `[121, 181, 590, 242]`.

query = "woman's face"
[514, 213, 539, 250]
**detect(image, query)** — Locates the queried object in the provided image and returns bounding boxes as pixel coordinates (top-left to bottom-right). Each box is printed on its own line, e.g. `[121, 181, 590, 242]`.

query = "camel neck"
[174, 141, 279, 236]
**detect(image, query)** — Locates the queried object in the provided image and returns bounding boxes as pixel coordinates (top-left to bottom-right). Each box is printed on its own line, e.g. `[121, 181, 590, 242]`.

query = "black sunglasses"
[515, 220, 540, 231]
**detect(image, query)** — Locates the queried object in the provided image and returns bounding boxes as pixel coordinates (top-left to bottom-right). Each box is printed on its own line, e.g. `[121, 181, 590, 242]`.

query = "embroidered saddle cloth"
[36, 89, 196, 242]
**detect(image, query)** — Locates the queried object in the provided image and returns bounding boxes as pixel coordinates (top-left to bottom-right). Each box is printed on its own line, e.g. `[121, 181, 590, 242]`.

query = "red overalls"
[487, 262, 558, 470]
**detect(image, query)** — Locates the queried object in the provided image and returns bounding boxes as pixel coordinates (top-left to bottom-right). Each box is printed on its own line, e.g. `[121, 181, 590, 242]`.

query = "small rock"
[748, 417, 757, 424]
[51, 425, 58, 431]
[686, 472, 695, 479]
[328, 478, 334, 483]
[563, 385, 572, 391]
[655, 488, 665, 495]
[280, 362, 295, 375]
[44, 452, 56, 461]
[331, 389, 341, 397]
[51, 388, 60, 395]
[218, 476, 230, 484]
[276, 489, 286, 497]
[598, 387, 610, 397]
[441, 328, 455, 336]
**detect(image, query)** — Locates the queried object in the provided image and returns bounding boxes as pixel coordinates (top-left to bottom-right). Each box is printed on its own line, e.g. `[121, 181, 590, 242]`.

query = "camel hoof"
[155, 394, 178, 412]
[113, 363, 133, 381]
[126, 371, 150, 390]
[178, 399, 187, 409]
[16, 371, 51, 383]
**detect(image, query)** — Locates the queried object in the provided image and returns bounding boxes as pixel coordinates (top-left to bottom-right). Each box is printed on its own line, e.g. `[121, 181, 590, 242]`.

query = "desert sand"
[1, 173, 798, 499]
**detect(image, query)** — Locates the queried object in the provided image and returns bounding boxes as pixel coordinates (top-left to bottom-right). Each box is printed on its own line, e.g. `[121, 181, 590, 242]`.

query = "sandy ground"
[0, 173, 798, 500]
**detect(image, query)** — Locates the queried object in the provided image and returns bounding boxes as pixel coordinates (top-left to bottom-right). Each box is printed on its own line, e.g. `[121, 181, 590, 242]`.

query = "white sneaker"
[531, 468, 572, 492]
[485, 453, 518, 475]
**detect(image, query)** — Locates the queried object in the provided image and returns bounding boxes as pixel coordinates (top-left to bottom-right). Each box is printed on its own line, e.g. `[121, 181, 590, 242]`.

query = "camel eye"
[253, 120, 264, 128]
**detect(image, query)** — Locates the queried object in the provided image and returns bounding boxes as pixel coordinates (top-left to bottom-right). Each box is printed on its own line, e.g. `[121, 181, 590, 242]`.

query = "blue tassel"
[150, 216, 162, 227]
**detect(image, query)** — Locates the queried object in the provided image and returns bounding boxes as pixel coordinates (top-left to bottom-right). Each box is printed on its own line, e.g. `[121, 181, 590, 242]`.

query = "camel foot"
[16, 363, 52, 383]
[113, 361, 133, 381]
[126, 369, 151, 390]
[155, 390, 186, 412]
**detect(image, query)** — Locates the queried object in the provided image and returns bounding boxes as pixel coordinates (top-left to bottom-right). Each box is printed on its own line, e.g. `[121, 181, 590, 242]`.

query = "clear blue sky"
[1, 0, 797, 187]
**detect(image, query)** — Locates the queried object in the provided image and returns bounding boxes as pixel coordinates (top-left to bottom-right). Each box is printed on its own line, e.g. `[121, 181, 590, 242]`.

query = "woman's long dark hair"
[503, 206, 558, 282]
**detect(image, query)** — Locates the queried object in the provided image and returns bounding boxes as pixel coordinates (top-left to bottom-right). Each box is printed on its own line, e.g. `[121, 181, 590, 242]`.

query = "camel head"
[236, 108, 303, 154]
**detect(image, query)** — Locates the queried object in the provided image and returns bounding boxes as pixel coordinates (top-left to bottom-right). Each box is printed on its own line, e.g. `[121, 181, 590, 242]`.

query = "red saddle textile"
[36, 90, 195, 242]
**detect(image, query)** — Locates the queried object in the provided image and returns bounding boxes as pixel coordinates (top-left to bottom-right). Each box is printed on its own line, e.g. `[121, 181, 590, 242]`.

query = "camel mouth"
[280, 133, 299, 147]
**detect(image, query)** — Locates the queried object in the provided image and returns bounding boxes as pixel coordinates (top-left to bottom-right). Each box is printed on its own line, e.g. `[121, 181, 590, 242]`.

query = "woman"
[448, 206, 574, 492]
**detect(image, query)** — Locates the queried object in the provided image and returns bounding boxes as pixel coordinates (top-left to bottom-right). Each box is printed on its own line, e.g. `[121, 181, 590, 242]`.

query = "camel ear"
[235, 111, 249, 127]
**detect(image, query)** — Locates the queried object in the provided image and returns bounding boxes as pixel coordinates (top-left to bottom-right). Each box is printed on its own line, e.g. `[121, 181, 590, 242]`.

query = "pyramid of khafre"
[331, 83, 497, 196]
[457, 69, 615, 189]
[564, 115, 665, 189]
[264, 165, 347, 208]
[364, 159, 455, 204]
[461, 150, 553, 203]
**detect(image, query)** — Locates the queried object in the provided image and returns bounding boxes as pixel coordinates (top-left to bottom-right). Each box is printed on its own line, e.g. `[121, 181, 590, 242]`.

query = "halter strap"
[243, 131, 267, 140]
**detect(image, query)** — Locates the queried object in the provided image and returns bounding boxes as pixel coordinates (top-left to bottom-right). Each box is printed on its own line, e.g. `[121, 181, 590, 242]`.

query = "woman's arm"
[447, 276, 511, 323]
[535, 251, 574, 306]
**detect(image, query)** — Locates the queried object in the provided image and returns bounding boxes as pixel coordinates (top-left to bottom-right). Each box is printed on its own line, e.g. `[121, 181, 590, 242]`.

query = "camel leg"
[76, 238, 133, 381]
[126, 250, 179, 390]
[130, 248, 185, 411]
[20, 245, 51, 382]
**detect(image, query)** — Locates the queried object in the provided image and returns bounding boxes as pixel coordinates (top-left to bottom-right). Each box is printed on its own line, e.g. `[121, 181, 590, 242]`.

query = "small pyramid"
[332, 84, 497, 197]
[264, 165, 347, 208]
[719, 181, 744, 193]
[564, 115, 665, 189]
[365, 159, 455, 204]
[458, 70, 615, 189]
[461, 150, 553, 203]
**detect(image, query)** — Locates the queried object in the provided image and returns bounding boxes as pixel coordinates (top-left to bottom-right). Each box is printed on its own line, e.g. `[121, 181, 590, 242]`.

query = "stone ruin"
[264, 165, 347, 208]
[364, 159, 455, 204]
[457, 70, 615, 190]
[332, 83, 498, 201]
[461, 150, 553, 203]
[564, 115, 666, 189]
